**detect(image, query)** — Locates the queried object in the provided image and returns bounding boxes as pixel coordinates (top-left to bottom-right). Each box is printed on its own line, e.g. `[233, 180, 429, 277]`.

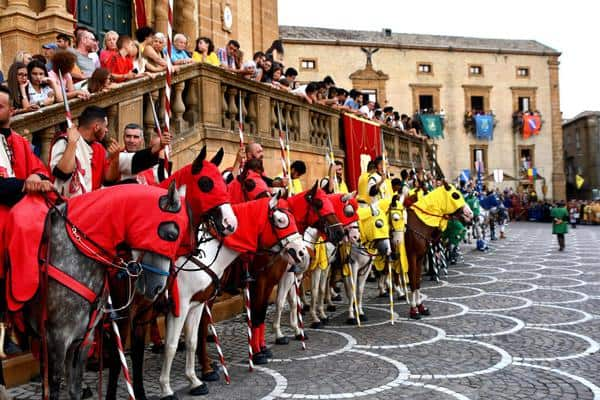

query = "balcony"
[12, 63, 429, 183]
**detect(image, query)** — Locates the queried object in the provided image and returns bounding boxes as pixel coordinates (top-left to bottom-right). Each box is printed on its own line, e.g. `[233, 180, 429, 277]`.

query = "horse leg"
[131, 317, 150, 400]
[318, 266, 330, 321]
[286, 276, 302, 339]
[67, 336, 93, 400]
[105, 317, 129, 400]
[183, 303, 208, 396]
[343, 265, 356, 323]
[309, 269, 322, 328]
[415, 254, 430, 317]
[358, 263, 372, 318]
[159, 301, 190, 400]
[273, 272, 292, 345]
[46, 331, 67, 400]
[196, 307, 218, 381]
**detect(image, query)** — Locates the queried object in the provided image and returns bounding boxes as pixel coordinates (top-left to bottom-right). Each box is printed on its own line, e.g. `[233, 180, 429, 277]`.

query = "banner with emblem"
[343, 114, 382, 191]
[474, 115, 494, 140]
[523, 114, 542, 139]
[419, 114, 443, 138]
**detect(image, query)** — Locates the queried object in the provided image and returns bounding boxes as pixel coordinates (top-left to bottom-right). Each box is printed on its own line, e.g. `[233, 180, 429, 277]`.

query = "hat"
[42, 43, 58, 50]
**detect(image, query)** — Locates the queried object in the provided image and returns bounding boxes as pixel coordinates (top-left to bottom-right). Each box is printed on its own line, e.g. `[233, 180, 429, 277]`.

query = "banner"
[419, 114, 443, 138]
[460, 169, 471, 183]
[523, 114, 541, 138]
[474, 115, 494, 140]
[576, 174, 585, 189]
[133, 0, 148, 29]
[342, 114, 382, 192]
[527, 167, 538, 183]
[493, 169, 504, 183]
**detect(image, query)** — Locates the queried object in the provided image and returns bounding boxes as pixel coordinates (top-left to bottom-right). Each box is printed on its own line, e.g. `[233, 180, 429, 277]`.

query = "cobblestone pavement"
[8, 222, 600, 399]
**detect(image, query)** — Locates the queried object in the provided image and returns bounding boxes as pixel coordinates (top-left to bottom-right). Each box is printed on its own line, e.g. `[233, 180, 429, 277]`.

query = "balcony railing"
[12, 63, 427, 173]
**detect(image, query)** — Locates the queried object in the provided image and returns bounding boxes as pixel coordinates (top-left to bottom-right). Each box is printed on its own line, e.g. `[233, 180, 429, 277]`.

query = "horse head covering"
[328, 192, 359, 226]
[412, 183, 466, 231]
[285, 183, 336, 234]
[67, 183, 191, 263]
[160, 146, 229, 227]
[228, 169, 270, 204]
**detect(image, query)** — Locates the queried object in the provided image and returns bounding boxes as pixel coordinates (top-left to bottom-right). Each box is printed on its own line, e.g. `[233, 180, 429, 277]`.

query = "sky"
[278, 0, 599, 119]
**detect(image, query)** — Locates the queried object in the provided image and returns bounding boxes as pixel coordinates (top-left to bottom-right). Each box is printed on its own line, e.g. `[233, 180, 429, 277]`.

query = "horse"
[158, 194, 308, 399]
[1, 182, 190, 400]
[238, 182, 345, 364]
[404, 183, 473, 319]
[343, 200, 393, 325]
[272, 192, 359, 342]
[104, 146, 237, 400]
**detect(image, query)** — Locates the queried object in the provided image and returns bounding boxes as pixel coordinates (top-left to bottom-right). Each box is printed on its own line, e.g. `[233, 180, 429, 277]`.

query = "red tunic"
[104, 53, 133, 82]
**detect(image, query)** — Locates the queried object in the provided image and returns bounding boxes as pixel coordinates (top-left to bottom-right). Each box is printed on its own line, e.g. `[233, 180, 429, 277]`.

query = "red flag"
[342, 114, 381, 191]
[523, 114, 541, 139]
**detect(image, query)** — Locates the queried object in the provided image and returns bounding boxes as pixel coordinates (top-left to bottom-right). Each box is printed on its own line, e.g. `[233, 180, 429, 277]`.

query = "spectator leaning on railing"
[192, 37, 220, 66]
[21, 60, 61, 109]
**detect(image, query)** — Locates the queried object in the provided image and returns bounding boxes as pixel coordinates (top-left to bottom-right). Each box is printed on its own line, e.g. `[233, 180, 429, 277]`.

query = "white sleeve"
[118, 152, 135, 176]
[49, 138, 67, 170]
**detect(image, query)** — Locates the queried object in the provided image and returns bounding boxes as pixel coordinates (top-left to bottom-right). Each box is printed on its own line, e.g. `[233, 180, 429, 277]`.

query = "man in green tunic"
[550, 201, 569, 251]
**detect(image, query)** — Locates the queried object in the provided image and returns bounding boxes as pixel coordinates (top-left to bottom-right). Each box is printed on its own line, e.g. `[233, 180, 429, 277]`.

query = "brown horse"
[404, 184, 473, 319]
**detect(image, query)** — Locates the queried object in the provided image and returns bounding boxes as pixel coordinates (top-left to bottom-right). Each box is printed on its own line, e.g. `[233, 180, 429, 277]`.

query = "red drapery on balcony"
[342, 114, 382, 191]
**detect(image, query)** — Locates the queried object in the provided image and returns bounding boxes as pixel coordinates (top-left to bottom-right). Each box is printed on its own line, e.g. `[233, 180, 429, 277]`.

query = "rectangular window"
[361, 89, 377, 103]
[518, 96, 531, 112]
[418, 95, 434, 113]
[517, 67, 530, 77]
[470, 96, 484, 112]
[471, 147, 488, 173]
[469, 65, 483, 76]
[300, 59, 316, 70]
[575, 128, 581, 150]
[418, 63, 432, 74]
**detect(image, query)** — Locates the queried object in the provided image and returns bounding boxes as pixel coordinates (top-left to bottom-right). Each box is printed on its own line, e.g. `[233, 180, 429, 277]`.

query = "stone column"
[548, 56, 565, 201]
[154, 0, 168, 37]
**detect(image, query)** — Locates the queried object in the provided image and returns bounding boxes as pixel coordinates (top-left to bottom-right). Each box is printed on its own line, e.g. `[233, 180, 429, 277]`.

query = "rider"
[322, 160, 349, 194]
[357, 161, 376, 206]
[0, 86, 54, 360]
[367, 156, 393, 202]
[49, 106, 122, 198]
[118, 123, 171, 184]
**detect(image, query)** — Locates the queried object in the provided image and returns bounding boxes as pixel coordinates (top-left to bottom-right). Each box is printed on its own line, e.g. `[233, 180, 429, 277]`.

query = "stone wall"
[283, 40, 564, 199]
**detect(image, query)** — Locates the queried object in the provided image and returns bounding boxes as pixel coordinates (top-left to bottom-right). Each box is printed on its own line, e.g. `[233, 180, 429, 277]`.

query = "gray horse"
[2, 182, 189, 400]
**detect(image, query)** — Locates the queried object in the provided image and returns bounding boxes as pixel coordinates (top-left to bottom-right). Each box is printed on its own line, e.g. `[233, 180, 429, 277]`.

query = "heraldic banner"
[419, 114, 444, 138]
[343, 114, 382, 191]
[474, 114, 494, 140]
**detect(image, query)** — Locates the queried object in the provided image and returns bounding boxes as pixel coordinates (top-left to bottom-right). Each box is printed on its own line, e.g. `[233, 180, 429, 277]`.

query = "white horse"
[158, 195, 308, 399]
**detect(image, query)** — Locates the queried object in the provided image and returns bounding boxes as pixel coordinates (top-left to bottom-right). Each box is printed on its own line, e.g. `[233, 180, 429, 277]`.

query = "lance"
[276, 102, 292, 193]
[284, 110, 292, 188]
[204, 306, 231, 384]
[58, 70, 73, 128]
[325, 132, 339, 193]
[238, 92, 245, 170]
[148, 94, 169, 170]
[163, 0, 173, 167]
[107, 295, 136, 400]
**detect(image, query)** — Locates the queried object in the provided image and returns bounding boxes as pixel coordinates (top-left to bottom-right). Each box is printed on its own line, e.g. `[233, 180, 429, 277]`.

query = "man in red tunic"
[0, 86, 53, 368]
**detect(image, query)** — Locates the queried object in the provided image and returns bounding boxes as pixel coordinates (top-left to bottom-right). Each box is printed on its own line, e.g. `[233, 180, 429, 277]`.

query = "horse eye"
[198, 176, 214, 193]
[343, 204, 355, 217]
[375, 219, 384, 228]
[158, 221, 180, 242]
[392, 213, 401, 221]
[274, 211, 290, 229]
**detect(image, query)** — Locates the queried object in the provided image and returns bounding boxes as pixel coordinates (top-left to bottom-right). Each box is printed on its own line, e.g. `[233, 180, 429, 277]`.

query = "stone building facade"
[280, 26, 566, 200]
[0, 0, 278, 73]
[563, 111, 600, 200]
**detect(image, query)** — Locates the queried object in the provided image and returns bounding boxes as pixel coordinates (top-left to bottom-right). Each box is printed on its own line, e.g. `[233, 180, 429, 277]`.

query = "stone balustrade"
[12, 63, 430, 183]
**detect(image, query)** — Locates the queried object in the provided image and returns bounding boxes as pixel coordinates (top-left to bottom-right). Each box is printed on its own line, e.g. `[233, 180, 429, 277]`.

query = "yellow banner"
[576, 174, 585, 189]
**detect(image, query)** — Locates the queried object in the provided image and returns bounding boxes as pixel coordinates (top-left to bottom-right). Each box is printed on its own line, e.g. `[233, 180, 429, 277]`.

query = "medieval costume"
[550, 202, 569, 251]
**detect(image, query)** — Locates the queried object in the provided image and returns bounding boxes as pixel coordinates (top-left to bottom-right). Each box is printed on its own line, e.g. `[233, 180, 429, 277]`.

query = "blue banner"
[460, 169, 471, 182]
[474, 115, 494, 140]
[419, 114, 443, 138]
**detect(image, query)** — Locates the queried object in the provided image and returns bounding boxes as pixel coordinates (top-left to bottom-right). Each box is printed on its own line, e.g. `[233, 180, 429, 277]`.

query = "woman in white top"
[20, 60, 61, 109]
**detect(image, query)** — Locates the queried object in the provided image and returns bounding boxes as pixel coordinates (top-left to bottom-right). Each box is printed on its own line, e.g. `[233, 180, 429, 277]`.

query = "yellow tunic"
[357, 172, 371, 203]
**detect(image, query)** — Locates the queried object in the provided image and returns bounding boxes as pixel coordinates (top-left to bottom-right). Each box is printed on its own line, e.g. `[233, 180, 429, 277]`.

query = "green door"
[77, 0, 132, 43]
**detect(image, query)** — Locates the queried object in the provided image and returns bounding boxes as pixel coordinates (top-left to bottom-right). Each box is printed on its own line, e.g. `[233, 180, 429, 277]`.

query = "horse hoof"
[346, 318, 358, 325]
[189, 383, 209, 396]
[161, 395, 178, 400]
[275, 336, 290, 345]
[310, 321, 323, 329]
[377, 291, 389, 298]
[409, 309, 421, 320]
[252, 352, 269, 365]
[359, 314, 368, 322]
[295, 333, 307, 341]
[397, 294, 406, 301]
[81, 387, 93, 399]
[261, 347, 273, 358]
[332, 294, 342, 302]
[321, 316, 329, 324]
[327, 305, 337, 312]
[418, 305, 431, 316]
[201, 370, 220, 382]
[302, 304, 311, 312]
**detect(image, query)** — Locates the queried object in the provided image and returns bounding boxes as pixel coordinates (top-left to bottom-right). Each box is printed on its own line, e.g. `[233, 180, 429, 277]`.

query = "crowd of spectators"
[0, 28, 427, 140]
